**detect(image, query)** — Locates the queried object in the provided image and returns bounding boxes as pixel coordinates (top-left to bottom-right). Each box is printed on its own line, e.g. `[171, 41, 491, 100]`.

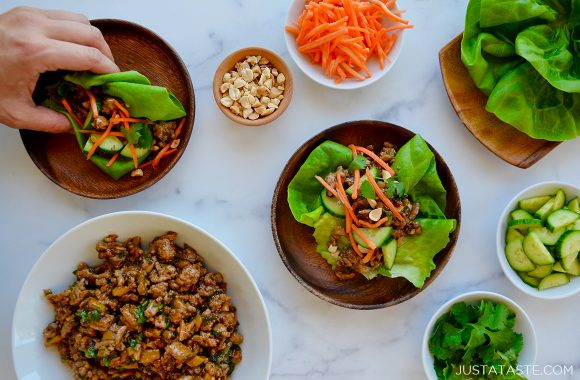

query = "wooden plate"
[439, 34, 559, 169]
[271, 121, 461, 309]
[20, 19, 195, 198]
[213, 47, 293, 126]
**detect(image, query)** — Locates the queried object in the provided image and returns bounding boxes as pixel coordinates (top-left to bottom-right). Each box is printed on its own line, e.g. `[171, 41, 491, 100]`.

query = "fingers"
[36, 8, 90, 25]
[45, 19, 114, 61]
[42, 39, 119, 74]
[2, 102, 71, 133]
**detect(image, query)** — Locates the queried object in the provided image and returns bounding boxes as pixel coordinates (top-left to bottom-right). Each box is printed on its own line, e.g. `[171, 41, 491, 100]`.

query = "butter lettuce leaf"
[64, 71, 186, 120]
[287, 141, 353, 227]
[385, 219, 456, 288]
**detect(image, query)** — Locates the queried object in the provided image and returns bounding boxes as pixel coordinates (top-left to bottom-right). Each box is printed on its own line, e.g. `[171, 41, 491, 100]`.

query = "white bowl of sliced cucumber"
[497, 181, 580, 299]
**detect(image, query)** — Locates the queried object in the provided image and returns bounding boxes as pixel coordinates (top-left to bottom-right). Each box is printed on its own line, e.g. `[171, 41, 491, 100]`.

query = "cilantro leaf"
[135, 300, 149, 324]
[360, 180, 376, 199]
[348, 155, 368, 171]
[121, 122, 145, 146]
[386, 178, 405, 197]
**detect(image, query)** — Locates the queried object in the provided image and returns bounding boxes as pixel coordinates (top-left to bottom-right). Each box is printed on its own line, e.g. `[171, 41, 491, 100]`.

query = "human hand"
[0, 7, 119, 133]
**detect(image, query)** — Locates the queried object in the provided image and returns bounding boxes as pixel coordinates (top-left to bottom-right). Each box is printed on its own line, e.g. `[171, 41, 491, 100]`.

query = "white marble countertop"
[1, 1, 579, 379]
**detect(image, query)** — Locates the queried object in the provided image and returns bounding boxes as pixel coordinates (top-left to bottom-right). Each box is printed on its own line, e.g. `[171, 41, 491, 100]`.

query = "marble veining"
[1, 1, 580, 379]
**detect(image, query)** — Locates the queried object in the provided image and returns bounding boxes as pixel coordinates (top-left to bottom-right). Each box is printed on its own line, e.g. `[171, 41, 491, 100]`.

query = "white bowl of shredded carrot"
[284, 0, 412, 89]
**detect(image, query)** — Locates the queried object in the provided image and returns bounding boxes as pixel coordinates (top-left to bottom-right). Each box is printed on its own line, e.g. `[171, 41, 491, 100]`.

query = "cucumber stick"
[538, 273, 570, 290]
[547, 209, 579, 231]
[568, 198, 580, 213]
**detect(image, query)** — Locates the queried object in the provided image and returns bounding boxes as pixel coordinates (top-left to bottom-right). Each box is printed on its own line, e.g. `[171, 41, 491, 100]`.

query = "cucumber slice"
[553, 189, 566, 210]
[346, 167, 378, 196]
[120, 123, 153, 159]
[553, 261, 566, 273]
[528, 227, 566, 246]
[538, 273, 570, 290]
[535, 198, 555, 221]
[381, 239, 397, 269]
[519, 195, 552, 214]
[505, 239, 535, 272]
[507, 219, 543, 231]
[96, 135, 124, 154]
[556, 230, 580, 259]
[320, 190, 346, 217]
[561, 254, 580, 275]
[547, 209, 579, 231]
[518, 272, 541, 288]
[83, 139, 93, 154]
[353, 227, 392, 249]
[510, 209, 534, 221]
[506, 228, 524, 243]
[523, 232, 555, 265]
[568, 198, 580, 213]
[527, 264, 553, 279]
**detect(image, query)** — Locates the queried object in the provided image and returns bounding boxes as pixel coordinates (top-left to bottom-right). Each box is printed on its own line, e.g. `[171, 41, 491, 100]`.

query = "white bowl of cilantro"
[497, 181, 580, 299]
[422, 291, 536, 380]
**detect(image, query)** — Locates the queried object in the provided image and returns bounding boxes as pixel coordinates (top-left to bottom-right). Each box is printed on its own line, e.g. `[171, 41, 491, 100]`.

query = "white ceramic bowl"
[12, 211, 272, 380]
[284, 0, 406, 90]
[497, 181, 580, 299]
[422, 291, 537, 380]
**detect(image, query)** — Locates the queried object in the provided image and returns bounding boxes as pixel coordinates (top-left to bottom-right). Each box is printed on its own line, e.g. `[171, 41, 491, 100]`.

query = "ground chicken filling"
[43, 232, 243, 380]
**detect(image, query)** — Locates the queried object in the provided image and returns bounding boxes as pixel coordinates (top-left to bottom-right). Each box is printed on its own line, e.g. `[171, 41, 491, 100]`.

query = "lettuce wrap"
[43, 71, 186, 179]
[461, 0, 580, 141]
[287, 135, 456, 287]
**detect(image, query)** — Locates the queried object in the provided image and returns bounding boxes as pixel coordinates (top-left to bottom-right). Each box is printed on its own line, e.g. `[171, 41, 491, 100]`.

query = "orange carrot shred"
[354, 145, 395, 175]
[152, 144, 170, 169]
[365, 167, 405, 222]
[348, 230, 364, 258]
[114, 100, 130, 117]
[335, 172, 359, 224]
[106, 153, 119, 167]
[362, 248, 375, 263]
[86, 90, 99, 118]
[352, 224, 377, 250]
[359, 217, 389, 228]
[352, 169, 360, 199]
[61, 99, 83, 127]
[87, 111, 117, 160]
[315, 175, 340, 199]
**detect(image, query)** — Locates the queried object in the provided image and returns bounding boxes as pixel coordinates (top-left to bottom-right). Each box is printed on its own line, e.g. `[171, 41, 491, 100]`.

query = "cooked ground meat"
[43, 232, 243, 380]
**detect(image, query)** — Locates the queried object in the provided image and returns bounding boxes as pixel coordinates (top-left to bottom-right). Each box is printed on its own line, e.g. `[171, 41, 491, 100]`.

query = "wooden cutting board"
[439, 34, 560, 169]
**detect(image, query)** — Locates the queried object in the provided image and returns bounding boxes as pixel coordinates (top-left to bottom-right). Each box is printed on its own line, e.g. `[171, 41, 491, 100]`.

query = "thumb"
[15, 104, 72, 133]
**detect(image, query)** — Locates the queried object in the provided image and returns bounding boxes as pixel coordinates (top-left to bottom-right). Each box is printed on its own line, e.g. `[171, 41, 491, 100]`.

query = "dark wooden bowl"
[271, 121, 461, 309]
[20, 19, 195, 199]
[439, 34, 559, 169]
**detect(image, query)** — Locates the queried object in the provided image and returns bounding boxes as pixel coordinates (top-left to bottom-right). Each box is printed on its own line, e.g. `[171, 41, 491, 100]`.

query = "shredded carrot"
[114, 100, 130, 118]
[315, 175, 340, 199]
[106, 153, 119, 167]
[352, 169, 360, 199]
[335, 172, 359, 224]
[61, 99, 83, 127]
[345, 208, 352, 233]
[78, 130, 125, 137]
[362, 248, 375, 263]
[348, 230, 363, 257]
[86, 111, 117, 160]
[143, 148, 178, 169]
[286, 0, 412, 83]
[174, 118, 186, 138]
[365, 167, 405, 222]
[397, 236, 404, 246]
[354, 145, 395, 175]
[86, 90, 98, 118]
[352, 224, 377, 250]
[129, 144, 139, 168]
[359, 217, 389, 228]
[348, 144, 358, 160]
[152, 144, 170, 169]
